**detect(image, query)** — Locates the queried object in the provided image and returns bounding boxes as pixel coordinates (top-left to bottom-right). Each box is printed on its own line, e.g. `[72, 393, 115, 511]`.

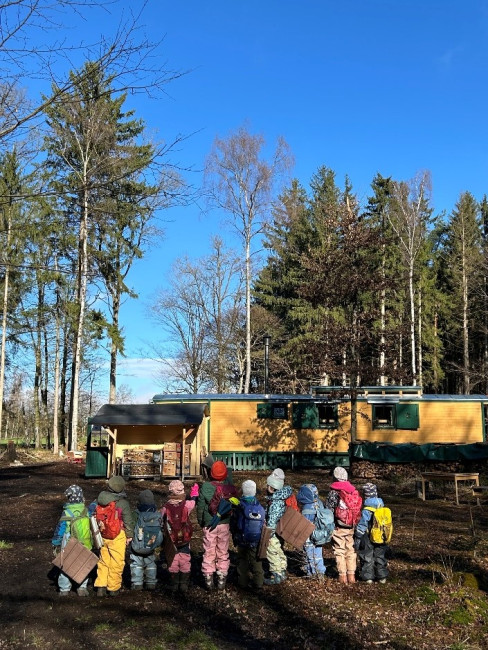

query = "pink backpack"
[334, 488, 362, 526]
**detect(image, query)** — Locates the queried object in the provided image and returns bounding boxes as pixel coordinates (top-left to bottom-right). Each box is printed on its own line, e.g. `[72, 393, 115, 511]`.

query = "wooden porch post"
[181, 427, 185, 481]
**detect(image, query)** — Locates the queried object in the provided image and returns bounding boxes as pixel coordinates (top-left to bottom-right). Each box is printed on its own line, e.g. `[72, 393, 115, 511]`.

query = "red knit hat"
[210, 460, 228, 481]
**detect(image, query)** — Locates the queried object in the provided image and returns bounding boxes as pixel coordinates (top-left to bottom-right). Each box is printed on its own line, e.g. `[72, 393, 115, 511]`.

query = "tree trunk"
[70, 183, 89, 451]
[462, 236, 470, 393]
[0, 214, 11, 436]
[109, 288, 120, 404]
[244, 236, 251, 394]
[409, 260, 417, 385]
[418, 287, 423, 389]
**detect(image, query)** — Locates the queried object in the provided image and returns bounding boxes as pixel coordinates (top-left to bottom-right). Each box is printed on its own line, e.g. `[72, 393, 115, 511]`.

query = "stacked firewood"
[123, 448, 158, 476]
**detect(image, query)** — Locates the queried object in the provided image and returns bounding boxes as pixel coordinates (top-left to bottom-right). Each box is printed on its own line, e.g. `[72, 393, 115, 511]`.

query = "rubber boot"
[204, 574, 215, 591]
[216, 572, 227, 591]
[347, 572, 356, 584]
[97, 587, 107, 598]
[179, 573, 191, 593]
[167, 572, 179, 593]
[338, 574, 348, 584]
[264, 572, 282, 585]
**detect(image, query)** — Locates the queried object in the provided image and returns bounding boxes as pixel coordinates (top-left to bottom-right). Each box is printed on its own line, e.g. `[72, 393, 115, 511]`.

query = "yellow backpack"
[365, 506, 393, 544]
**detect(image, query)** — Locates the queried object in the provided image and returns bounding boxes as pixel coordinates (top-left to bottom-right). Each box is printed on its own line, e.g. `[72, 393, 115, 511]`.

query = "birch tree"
[205, 125, 293, 393]
[389, 172, 433, 385]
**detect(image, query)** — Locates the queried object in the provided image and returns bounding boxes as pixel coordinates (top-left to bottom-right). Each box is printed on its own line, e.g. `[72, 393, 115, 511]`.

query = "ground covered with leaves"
[1, 452, 488, 650]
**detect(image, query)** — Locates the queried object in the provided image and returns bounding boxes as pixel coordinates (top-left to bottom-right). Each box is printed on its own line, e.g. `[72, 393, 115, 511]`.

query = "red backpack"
[334, 488, 362, 527]
[285, 493, 300, 512]
[208, 482, 238, 516]
[166, 501, 193, 547]
[95, 501, 122, 540]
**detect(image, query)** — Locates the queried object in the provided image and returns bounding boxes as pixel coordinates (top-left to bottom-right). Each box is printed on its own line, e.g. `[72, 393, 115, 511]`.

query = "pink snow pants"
[201, 523, 231, 575]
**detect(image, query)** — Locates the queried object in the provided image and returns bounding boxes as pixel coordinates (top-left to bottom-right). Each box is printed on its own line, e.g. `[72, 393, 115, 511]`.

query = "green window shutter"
[257, 403, 273, 418]
[292, 403, 319, 429]
[395, 403, 419, 429]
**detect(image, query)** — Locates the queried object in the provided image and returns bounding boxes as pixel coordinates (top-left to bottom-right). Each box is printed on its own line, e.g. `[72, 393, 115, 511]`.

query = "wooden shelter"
[86, 403, 208, 478]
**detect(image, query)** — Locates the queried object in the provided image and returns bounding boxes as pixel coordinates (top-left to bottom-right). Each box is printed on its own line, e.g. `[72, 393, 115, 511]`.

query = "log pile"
[350, 459, 483, 480]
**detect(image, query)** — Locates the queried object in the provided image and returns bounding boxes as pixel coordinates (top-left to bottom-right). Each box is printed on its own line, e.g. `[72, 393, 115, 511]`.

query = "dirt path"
[1, 454, 487, 649]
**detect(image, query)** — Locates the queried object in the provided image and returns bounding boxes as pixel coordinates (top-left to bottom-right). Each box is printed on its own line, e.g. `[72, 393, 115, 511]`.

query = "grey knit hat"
[242, 480, 256, 497]
[271, 468, 285, 481]
[138, 489, 155, 505]
[108, 475, 126, 493]
[333, 466, 348, 481]
[267, 473, 284, 490]
[363, 483, 378, 499]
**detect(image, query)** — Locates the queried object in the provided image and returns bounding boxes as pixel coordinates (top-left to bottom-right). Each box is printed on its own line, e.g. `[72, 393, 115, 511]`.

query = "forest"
[2, 2, 488, 453]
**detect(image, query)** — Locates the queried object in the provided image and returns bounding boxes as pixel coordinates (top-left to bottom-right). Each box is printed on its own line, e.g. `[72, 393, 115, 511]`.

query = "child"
[93, 475, 134, 597]
[52, 484, 92, 597]
[326, 467, 362, 584]
[264, 468, 293, 585]
[231, 479, 265, 590]
[130, 489, 163, 591]
[197, 460, 237, 591]
[354, 483, 389, 584]
[297, 483, 327, 579]
[161, 480, 196, 593]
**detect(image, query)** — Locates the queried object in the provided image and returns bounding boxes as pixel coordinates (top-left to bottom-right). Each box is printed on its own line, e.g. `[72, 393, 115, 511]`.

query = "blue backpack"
[301, 502, 335, 546]
[131, 510, 163, 556]
[235, 499, 266, 546]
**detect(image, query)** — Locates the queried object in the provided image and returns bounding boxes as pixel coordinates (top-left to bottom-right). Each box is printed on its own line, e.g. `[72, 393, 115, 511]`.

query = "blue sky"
[32, 1, 488, 401]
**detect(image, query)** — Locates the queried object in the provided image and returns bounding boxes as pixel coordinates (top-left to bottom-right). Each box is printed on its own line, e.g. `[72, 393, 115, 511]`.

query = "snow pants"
[303, 540, 326, 576]
[94, 530, 127, 592]
[266, 534, 287, 574]
[357, 535, 389, 581]
[236, 544, 264, 588]
[129, 551, 157, 588]
[202, 523, 230, 576]
[331, 526, 356, 576]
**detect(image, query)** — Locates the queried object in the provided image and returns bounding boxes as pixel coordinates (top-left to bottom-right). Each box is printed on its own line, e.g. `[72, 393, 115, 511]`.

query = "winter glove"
[190, 483, 200, 499]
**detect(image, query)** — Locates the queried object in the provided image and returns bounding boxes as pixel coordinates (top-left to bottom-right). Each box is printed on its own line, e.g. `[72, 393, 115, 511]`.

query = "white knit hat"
[242, 480, 256, 497]
[333, 466, 348, 481]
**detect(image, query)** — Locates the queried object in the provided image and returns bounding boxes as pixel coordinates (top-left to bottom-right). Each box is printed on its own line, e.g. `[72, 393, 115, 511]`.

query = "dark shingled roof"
[89, 403, 206, 427]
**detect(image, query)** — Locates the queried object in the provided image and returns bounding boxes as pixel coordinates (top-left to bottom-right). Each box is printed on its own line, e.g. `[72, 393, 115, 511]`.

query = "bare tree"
[204, 125, 293, 393]
[149, 239, 244, 394]
[389, 171, 433, 385]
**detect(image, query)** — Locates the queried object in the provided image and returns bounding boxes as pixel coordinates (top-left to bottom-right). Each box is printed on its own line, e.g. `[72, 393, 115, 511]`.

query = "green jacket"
[197, 480, 237, 528]
[96, 490, 134, 538]
[53, 502, 92, 549]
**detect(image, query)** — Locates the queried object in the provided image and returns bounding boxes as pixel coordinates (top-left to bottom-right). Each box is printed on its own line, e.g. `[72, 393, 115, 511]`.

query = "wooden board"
[52, 537, 98, 584]
[162, 522, 177, 567]
[257, 526, 273, 559]
[276, 507, 315, 549]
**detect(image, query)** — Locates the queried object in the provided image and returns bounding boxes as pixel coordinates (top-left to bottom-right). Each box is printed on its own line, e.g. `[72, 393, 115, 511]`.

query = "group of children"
[52, 461, 391, 596]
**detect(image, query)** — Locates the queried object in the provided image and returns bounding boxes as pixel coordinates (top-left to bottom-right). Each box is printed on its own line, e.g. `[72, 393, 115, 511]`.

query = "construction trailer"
[86, 387, 488, 477]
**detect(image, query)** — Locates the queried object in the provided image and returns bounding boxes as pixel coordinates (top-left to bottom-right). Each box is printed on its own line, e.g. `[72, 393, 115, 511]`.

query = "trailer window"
[257, 403, 289, 419]
[372, 405, 395, 429]
[317, 404, 338, 429]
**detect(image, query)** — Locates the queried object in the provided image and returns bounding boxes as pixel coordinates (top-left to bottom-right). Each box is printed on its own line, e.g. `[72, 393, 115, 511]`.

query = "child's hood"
[268, 485, 293, 501]
[364, 496, 384, 509]
[297, 484, 318, 505]
[330, 480, 355, 493]
[97, 490, 125, 506]
[136, 503, 157, 513]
